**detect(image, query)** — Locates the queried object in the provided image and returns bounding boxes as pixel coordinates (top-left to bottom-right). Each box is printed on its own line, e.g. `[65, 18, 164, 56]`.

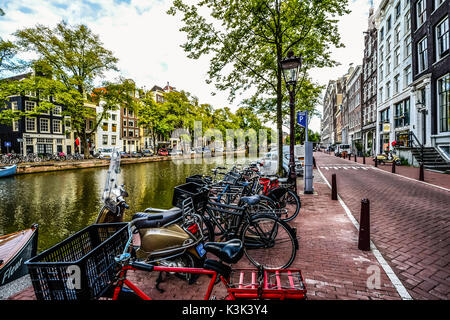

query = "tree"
[12, 21, 119, 157]
[168, 0, 349, 174]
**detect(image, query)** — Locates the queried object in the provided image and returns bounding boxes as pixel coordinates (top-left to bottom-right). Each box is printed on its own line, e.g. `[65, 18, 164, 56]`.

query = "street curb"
[316, 166, 413, 300]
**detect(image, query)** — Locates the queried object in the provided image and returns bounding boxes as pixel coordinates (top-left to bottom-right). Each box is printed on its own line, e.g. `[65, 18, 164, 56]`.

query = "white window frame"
[417, 36, 428, 74]
[53, 119, 62, 133]
[416, 0, 426, 28]
[12, 120, 19, 132]
[436, 16, 449, 61]
[437, 73, 450, 133]
[40, 118, 50, 133]
[25, 117, 37, 132]
[53, 105, 62, 116]
[25, 100, 36, 112]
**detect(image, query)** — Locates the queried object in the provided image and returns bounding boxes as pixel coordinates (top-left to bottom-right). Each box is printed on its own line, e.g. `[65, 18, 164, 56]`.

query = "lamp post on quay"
[280, 50, 302, 192]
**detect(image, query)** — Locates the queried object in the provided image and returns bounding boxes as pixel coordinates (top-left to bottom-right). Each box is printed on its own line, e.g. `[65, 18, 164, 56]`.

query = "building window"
[386, 56, 391, 75]
[11, 101, 18, 111]
[129, 130, 134, 137]
[394, 99, 410, 127]
[386, 36, 391, 52]
[405, 10, 411, 34]
[395, 2, 401, 20]
[26, 117, 36, 132]
[380, 108, 390, 123]
[53, 119, 62, 133]
[386, 82, 391, 100]
[111, 114, 117, 121]
[123, 130, 127, 137]
[435, 0, 444, 10]
[394, 47, 400, 67]
[379, 87, 384, 102]
[40, 118, 50, 133]
[12, 120, 19, 132]
[394, 74, 400, 94]
[438, 73, 450, 132]
[380, 27, 384, 41]
[379, 45, 384, 61]
[102, 122, 108, 131]
[395, 25, 401, 44]
[123, 108, 127, 116]
[53, 106, 62, 116]
[416, 0, 426, 28]
[436, 17, 449, 61]
[128, 110, 133, 117]
[102, 135, 108, 145]
[404, 66, 412, 86]
[111, 135, 117, 145]
[129, 120, 134, 127]
[387, 15, 392, 32]
[112, 124, 117, 132]
[417, 37, 428, 73]
[405, 37, 412, 58]
[25, 100, 36, 112]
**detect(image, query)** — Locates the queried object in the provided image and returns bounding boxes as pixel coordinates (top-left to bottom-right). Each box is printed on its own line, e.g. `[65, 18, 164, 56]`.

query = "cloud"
[0, 0, 380, 134]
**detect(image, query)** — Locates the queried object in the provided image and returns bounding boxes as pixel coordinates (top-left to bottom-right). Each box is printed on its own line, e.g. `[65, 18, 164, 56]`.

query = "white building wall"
[95, 102, 123, 153]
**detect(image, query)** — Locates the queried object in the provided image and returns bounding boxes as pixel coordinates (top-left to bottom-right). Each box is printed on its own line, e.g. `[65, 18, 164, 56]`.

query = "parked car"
[120, 151, 131, 158]
[98, 148, 114, 159]
[158, 148, 168, 156]
[142, 149, 154, 157]
[169, 149, 182, 156]
[131, 151, 143, 158]
[259, 151, 303, 177]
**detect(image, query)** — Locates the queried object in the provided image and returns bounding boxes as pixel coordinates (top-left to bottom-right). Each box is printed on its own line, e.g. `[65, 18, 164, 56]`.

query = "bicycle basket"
[25, 223, 129, 300]
[222, 173, 240, 185]
[173, 182, 209, 212]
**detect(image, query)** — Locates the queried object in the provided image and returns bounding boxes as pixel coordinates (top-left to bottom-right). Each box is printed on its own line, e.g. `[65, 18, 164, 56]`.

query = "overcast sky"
[0, 0, 382, 133]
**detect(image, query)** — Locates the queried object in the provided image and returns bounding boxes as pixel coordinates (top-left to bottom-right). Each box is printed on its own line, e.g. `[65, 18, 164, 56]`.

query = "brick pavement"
[315, 151, 450, 300]
[7, 171, 401, 300]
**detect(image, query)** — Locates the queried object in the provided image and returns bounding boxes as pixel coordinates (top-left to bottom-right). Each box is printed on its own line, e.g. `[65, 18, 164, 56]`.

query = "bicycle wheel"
[240, 214, 297, 269]
[280, 189, 301, 222]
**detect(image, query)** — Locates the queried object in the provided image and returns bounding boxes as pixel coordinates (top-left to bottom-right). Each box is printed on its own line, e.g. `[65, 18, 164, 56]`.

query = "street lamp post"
[280, 50, 302, 190]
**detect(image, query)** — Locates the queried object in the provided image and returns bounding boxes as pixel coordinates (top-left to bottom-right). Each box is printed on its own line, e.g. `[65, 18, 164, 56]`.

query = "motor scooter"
[374, 151, 401, 166]
[95, 150, 214, 284]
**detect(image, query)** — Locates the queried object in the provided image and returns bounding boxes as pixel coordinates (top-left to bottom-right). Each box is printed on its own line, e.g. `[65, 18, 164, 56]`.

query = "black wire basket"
[25, 223, 129, 300]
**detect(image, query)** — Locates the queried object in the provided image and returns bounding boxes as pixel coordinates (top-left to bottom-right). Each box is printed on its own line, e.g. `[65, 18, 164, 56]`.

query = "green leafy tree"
[11, 21, 119, 157]
[168, 0, 349, 174]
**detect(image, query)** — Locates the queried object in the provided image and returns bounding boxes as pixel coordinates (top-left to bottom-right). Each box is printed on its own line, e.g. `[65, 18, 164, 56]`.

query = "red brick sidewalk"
[8, 176, 401, 300]
[315, 151, 450, 300]
[321, 150, 450, 189]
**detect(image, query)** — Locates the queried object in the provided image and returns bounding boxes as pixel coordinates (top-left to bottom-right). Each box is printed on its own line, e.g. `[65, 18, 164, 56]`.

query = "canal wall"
[12, 151, 247, 175]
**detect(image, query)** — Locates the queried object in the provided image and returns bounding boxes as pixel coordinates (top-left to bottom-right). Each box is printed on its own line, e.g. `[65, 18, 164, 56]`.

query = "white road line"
[324, 167, 329, 170]
[352, 167, 359, 170]
[316, 167, 413, 300]
[343, 167, 349, 170]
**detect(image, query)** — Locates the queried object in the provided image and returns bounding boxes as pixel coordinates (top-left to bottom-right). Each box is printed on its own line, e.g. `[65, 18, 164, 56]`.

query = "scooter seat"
[132, 208, 182, 229]
[240, 195, 261, 206]
[269, 176, 279, 182]
[204, 239, 244, 264]
[278, 177, 289, 184]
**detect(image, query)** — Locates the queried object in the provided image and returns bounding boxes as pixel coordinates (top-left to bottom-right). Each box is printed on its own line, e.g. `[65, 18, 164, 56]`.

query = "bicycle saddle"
[132, 208, 182, 229]
[240, 195, 260, 206]
[278, 177, 289, 184]
[269, 176, 279, 182]
[203, 239, 244, 264]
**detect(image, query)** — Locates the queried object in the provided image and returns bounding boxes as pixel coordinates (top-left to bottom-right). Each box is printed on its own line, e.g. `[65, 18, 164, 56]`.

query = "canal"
[0, 156, 250, 252]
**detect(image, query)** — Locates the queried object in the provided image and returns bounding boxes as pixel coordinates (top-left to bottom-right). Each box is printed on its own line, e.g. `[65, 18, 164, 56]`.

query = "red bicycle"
[110, 217, 307, 300]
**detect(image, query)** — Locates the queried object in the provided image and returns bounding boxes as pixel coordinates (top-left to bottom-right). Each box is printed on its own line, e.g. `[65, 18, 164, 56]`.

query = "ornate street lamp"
[280, 50, 302, 186]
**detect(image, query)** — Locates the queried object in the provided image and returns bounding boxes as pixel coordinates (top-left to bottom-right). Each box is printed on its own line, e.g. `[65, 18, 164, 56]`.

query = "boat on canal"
[0, 224, 39, 287]
[0, 164, 17, 178]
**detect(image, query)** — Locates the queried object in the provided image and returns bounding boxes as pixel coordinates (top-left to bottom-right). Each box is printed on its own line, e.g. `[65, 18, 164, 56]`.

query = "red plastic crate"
[226, 268, 307, 300]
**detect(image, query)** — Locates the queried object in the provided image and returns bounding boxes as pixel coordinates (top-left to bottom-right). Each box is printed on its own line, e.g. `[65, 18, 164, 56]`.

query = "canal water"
[0, 156, 252, 252]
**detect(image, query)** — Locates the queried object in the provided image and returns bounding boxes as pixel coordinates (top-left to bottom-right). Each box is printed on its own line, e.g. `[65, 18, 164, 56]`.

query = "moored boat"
[0, 164, 17, 178]
[0, 224, 38, 287]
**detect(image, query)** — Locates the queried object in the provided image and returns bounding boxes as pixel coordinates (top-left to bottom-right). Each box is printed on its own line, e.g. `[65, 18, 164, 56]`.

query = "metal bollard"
[374, 157, 377, 167]
[348, 153, 351, 160]
[392, 160, 396, 173]
[313, 156, 316, 168]
[358, 198, 370, 251]
[363, 155, 366, 164]
[419, 163, 424, 181]
[354, 154, 357, 162]
[331, 173, 337, 200]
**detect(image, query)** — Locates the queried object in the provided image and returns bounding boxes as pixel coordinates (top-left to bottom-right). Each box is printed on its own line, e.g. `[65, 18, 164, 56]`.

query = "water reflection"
[0, 156, 253, 252]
